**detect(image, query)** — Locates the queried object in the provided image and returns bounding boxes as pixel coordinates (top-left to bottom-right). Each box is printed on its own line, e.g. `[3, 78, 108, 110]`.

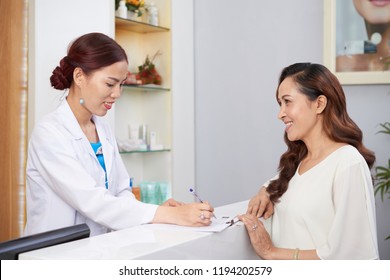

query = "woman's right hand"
[153, 202, 214, 227]
[246, 186, 274, 219]
[238, 213, 274, 259]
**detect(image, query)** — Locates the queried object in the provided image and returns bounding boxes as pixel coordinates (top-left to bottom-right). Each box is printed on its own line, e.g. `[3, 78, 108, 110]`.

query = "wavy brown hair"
[267, 63, 376, 203]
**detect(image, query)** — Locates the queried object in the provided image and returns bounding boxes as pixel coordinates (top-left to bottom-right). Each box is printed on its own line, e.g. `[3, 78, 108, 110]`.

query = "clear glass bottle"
[147, 2, 159, 26]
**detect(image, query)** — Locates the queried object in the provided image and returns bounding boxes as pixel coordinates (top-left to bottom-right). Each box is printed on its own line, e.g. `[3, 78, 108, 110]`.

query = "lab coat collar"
[57, 97, 85, 140]
[57, 98, 115, 183]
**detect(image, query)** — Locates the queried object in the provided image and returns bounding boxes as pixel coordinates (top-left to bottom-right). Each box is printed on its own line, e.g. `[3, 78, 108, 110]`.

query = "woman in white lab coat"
[24, 32, 214, 236]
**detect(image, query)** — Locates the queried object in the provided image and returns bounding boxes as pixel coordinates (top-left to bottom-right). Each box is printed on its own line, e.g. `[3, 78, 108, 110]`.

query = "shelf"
[115, 17, 170, 33]
[119, 149, 171, 154]
[114, 1, 173, 187]
[122, 84, 170, 92]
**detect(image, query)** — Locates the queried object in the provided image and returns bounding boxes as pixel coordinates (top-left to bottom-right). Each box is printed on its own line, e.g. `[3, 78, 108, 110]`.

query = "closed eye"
[277, 98, 291, 106]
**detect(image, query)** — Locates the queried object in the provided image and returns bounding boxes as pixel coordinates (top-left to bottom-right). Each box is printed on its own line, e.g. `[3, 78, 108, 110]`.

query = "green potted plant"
[374, 122, 390, 240]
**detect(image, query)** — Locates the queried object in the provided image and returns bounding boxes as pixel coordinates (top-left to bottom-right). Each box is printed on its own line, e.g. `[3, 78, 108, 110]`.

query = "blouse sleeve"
[316, 159, 379, 259]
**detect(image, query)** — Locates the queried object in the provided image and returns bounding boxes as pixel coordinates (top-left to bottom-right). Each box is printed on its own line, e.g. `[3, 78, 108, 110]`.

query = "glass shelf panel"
[119, 149, 171, 154]
[122, 84, 170, 92]
[115, 17, 170, 33]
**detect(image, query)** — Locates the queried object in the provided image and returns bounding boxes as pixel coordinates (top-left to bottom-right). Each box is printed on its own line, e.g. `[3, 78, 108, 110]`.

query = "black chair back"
[0, 223, 90, 260]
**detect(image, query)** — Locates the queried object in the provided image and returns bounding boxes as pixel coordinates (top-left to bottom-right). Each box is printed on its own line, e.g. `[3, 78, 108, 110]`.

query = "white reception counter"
[19, 200, 260, 260]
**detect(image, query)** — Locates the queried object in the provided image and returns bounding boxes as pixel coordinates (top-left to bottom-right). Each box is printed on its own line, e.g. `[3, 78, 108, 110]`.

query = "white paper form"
[142, 216, 240, 233]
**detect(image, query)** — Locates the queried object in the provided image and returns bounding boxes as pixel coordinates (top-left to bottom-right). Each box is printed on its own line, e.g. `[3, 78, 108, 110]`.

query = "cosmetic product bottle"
[130, 177, 141, 200]
[117, 0, 127, 19]
[129, 124, 140, 140]
[140, 124, 147, 142]
[147, 2, 158, 26]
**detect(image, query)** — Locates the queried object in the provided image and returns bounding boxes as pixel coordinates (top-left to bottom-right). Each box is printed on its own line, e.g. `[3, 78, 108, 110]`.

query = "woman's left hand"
[246, 186, 274, 219]
[239, 213, 274, 259]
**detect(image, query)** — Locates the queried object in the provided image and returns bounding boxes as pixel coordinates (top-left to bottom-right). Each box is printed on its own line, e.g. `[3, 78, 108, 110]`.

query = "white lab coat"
[24, 98, 158, 236]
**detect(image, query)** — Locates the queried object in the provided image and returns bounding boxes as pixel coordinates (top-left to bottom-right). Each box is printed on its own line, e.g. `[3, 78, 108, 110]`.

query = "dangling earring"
[79, 98, 85, 105]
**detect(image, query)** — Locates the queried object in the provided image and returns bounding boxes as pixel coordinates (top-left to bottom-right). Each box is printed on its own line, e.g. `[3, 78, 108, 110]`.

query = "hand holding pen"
[189, 188, 217, 219]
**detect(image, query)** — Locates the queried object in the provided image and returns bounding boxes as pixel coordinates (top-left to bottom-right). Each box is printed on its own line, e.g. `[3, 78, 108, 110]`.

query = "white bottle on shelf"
[116, 0, 127, 19]
[147, 2, 159, 26]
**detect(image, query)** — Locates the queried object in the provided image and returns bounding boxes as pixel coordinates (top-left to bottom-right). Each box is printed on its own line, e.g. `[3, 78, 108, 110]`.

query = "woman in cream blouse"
[240, 63, 379, 260]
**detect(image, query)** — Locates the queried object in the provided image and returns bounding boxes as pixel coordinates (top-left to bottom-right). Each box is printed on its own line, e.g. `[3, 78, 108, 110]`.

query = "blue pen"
[130, 177, 134, 189]
[189, 188, 217, 219]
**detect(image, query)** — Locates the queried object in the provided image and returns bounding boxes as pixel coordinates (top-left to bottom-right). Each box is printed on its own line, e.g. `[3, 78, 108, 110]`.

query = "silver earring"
[79, 98, 85, 105]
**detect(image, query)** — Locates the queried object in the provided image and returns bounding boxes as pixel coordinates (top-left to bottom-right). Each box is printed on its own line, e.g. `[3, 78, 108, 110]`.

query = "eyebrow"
[108, 76, 127, 83]
[278, 94, 291, 101]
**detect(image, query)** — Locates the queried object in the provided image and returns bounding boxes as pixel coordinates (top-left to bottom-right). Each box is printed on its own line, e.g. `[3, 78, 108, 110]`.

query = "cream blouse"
[263, 145, 379, 259]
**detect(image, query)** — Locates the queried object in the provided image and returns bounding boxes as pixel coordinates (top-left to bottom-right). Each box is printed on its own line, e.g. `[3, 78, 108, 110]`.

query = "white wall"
[171, 0, 196, 202]
[194, 0, 390, 259]
[28, 0, 114, 136]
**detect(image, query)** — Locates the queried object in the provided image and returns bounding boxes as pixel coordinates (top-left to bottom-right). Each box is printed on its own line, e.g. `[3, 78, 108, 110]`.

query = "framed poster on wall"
[323, 0, 390, 85]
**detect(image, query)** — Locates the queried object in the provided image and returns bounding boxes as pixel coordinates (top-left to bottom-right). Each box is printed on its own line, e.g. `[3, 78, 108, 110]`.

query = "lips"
[369, 0, 390, 7]
[285, 121, 293, 132]
[104, 102, 114, 110]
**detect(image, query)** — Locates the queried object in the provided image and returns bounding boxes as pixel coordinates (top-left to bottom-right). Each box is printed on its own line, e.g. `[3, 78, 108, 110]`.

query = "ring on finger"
[200, 212, 205, 220]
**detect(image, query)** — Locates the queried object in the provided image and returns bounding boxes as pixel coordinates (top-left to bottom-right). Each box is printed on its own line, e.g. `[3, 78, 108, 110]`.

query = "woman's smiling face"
[277, 77, 320, 142]
[353, 0, 390, 24]
[80, 60, 128, 117]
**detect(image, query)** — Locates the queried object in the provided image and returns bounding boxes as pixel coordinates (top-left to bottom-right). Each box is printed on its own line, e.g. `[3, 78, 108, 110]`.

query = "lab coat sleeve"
[315, 160, 379, 259]
[28, 122, 158, 231]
